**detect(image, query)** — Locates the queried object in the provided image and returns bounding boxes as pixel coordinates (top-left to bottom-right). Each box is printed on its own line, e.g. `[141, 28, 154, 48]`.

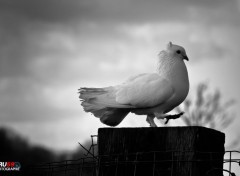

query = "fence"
[22, 135, 239, 176]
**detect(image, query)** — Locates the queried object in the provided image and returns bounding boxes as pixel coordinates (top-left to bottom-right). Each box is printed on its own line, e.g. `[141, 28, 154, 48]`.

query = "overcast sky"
[0, 0, 240, 155]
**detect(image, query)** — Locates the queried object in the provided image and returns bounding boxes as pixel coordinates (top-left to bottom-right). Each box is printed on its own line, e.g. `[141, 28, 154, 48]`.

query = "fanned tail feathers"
[79, 87, 130, 126]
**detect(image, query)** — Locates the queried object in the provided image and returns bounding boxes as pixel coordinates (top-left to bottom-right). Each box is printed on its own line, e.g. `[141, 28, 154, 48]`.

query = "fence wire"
[21, 136, 239, 176]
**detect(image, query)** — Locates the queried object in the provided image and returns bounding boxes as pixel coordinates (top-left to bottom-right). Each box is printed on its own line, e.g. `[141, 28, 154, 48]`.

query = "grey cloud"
[189, 42, 231, 61]
[0, 0, 235, 25]
[0, 0, 98, 23]
[0, 76, 82, 122]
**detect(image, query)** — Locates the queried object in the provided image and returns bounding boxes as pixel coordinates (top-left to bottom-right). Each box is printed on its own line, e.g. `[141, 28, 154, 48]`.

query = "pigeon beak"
[183, 55, 189, 61]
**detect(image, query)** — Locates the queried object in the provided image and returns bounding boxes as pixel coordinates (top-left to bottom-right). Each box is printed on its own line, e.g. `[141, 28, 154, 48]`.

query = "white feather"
[116, 73, 173, 107]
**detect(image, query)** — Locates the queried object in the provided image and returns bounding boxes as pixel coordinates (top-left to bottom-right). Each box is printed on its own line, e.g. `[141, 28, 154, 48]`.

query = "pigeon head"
[167, 42, 189, 61]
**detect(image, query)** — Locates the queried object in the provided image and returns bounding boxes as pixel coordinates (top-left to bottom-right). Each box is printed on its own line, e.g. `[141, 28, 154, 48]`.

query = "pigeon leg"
[164, 112, 184, 124]
[154, 112, 166, 119]
[146, 114, 157, 127]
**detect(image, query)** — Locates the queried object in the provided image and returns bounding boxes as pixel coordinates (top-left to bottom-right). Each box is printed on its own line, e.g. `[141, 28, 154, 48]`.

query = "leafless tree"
[176, 82, 235, 131]
[175, 82, 239, 149]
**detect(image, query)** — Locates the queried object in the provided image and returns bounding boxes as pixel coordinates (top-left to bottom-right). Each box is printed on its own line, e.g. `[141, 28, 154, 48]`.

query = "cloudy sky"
[0, 0, 240, 153]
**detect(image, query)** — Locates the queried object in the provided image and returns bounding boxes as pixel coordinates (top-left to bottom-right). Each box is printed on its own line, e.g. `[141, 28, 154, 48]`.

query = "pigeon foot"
[164, 112, 184, 124]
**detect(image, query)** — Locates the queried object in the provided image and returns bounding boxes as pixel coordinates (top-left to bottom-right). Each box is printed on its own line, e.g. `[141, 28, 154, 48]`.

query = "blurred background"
[0, 0, 240, 172]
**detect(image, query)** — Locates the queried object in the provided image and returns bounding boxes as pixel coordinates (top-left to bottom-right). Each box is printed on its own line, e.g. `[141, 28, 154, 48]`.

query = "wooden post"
[98, 127, 225, 176]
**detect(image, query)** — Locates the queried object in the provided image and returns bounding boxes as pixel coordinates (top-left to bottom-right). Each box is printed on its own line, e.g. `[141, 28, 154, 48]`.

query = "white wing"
[116, 73, 174, 108]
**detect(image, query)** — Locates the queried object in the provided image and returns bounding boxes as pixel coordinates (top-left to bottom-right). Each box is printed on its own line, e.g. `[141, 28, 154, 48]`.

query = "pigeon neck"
[157, 51, 189, 84]
[157, 51, 176, 79]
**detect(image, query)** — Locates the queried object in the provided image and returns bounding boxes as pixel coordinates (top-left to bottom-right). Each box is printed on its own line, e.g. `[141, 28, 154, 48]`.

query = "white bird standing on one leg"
[79, 42, 189, 127]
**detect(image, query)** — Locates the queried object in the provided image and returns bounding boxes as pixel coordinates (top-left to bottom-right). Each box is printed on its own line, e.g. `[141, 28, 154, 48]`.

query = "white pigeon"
[79, 42, 189, 127]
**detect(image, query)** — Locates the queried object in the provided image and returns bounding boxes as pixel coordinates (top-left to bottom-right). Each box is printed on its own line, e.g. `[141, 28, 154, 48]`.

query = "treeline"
[0, 127, 90, 166]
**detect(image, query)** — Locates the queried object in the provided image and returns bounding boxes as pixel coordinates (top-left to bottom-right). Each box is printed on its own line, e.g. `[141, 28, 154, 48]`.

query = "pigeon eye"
[176, 50, 181, 54]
